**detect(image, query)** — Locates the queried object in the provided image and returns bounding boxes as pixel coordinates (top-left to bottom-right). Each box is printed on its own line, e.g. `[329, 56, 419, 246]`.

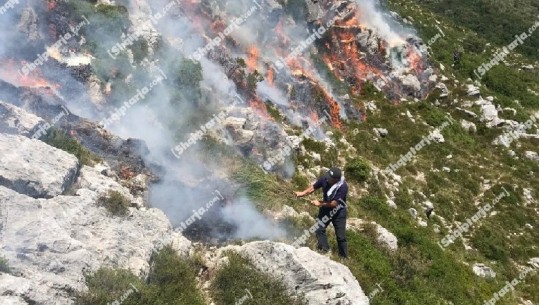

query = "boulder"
[435, 82, 449, 97]
[401, 74, 421, 92]
[305, 0, 324, 23]
[222, 241, 369, 305]
[472, 263, 496, 278]
[466, 84, 480, 96]
[78, 164, 144, 208]
[0, 173, 191, 303]
[430, 128, 445, 143]
[524, 151, 539, 162]
[224, 117, 255, 145]
[0, 134, 79, 198]
[373, 128, 388, 138]
[348, 218, 398, 251]
[460, 119, 477, 133]
[0, 101, 44, 137]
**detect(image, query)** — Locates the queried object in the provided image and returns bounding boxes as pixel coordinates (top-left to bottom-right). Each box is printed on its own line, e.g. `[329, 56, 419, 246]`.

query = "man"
[295, 167, 348, 258]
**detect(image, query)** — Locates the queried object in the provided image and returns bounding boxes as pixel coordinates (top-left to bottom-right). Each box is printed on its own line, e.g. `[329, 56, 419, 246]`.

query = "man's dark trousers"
[315, 206, 348, 258]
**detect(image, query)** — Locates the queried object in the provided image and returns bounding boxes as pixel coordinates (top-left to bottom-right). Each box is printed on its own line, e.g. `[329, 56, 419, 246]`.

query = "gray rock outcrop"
[0, 134, 79, 198]
[0, 156, 191, 304]
[221, 241, 370, 305]
[472, 263, 496, 278]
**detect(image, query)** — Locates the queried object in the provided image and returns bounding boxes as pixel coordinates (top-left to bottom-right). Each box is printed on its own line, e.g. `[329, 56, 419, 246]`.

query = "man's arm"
[311, 200, 338, 208]
[312, 183, 347, 208]
[295, 184, 315, 197]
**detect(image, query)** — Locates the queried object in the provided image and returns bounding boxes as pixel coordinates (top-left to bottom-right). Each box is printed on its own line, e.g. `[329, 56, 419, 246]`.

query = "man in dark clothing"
[295, 167, 348, 258]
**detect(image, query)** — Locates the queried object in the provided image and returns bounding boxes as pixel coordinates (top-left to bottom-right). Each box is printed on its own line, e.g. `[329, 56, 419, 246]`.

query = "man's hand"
[310, 200, 321, 207]
[295, 185, 315, 198]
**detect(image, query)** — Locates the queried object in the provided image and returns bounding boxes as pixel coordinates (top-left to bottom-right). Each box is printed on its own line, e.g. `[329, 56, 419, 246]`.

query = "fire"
[247, 46, 259, 71]
[321, 22, 384, 94]
[0, 59, 60, 90]
[406, 46, 422, 73]
[249, 97, 271, 120]
[46, 0, 57, 10]
[266, 68, 274, 86]
[325, 94, 343, 129]
[309, 110, 319, 124]
[273, 19, 290, 46]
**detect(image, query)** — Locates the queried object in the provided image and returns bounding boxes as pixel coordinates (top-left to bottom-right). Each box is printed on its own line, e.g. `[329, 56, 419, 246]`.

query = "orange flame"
[326, 95, 342, 129]
[266, 68, 274, 86]
[0, 59, 60, 90]
[247, 45, 259, 71]
[406, 46, 422, 73]
[249, 97, 271, 120]
[46, 0, 57, 10]
[310, 110, 319, 124]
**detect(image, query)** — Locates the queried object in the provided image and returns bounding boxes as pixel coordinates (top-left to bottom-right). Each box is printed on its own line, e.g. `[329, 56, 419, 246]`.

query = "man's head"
[326, 167, 342, 185]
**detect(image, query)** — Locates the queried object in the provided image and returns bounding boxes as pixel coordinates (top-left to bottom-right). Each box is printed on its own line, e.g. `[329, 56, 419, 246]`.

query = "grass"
[42, 129, 100, 166]
[97, 190, 131, 216]
[211, 251, 307, 305]
[75, 246, 205, 305]
[0, 257, 10, 274]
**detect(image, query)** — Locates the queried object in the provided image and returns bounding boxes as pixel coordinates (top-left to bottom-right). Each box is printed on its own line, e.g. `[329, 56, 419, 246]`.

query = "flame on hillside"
[0, 59, 60, 90]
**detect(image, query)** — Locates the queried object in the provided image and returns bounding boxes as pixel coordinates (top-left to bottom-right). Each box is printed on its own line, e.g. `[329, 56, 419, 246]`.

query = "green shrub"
[345, 158, 371, 183]
[0, 257, 10, 274]
[141, 247, 206, 305]
[211, 252, 307, 305]
[42, 129, 100, 166]
[98, 190, 131, 216]
[359, 195, 391, 218]
[470, 225, 509, 263]
[75, 246, 205, 305]
[75, 268, 142, 305]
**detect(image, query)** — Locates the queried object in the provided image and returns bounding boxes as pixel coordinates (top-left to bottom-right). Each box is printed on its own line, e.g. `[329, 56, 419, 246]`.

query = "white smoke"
[256, 80, 288, 106]
[355, 0, 407, 45]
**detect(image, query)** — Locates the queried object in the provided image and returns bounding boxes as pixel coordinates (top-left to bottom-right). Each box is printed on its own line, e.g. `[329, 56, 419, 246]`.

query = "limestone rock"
[222, 241, 369, 305]
[466, 84, 480, 96]
[348, 218, 398, 251]
[373, 128, 388, 138]
[524, 151, 539, 162]
[224, 117, 254, 145]
[472, 263, 496, 278]
[0, 175, 191, 303]
[460, 119, 477, 133]
[0, 134, 79, 198]
[0, 102, 44, 137]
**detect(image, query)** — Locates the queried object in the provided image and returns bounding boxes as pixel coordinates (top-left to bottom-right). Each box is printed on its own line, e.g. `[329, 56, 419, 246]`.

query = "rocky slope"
[0, 104, 367, 304]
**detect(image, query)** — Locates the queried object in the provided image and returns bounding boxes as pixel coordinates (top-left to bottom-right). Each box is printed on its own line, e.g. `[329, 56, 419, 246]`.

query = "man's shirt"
[313, 176, 348, 207]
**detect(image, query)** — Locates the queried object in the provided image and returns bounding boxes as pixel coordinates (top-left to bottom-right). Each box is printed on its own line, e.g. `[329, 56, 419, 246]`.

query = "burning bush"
[97, 190, 131, 216]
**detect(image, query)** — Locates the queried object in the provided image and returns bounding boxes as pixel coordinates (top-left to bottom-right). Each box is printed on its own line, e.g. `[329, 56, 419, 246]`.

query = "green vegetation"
[75, 268, 142, 305]
[211, 252, 307, 305]
[75, 247, 305, 305]
[75, 246, 205, 305]
[345, 157, 371, 183]
[266, 103, 285, 122]
[42, 129, 100, 166]
[0, 257, 10, 274]
[174, 59, 204, 100]
[410, 0, 539, 60]
[97, 190, 131, 216]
